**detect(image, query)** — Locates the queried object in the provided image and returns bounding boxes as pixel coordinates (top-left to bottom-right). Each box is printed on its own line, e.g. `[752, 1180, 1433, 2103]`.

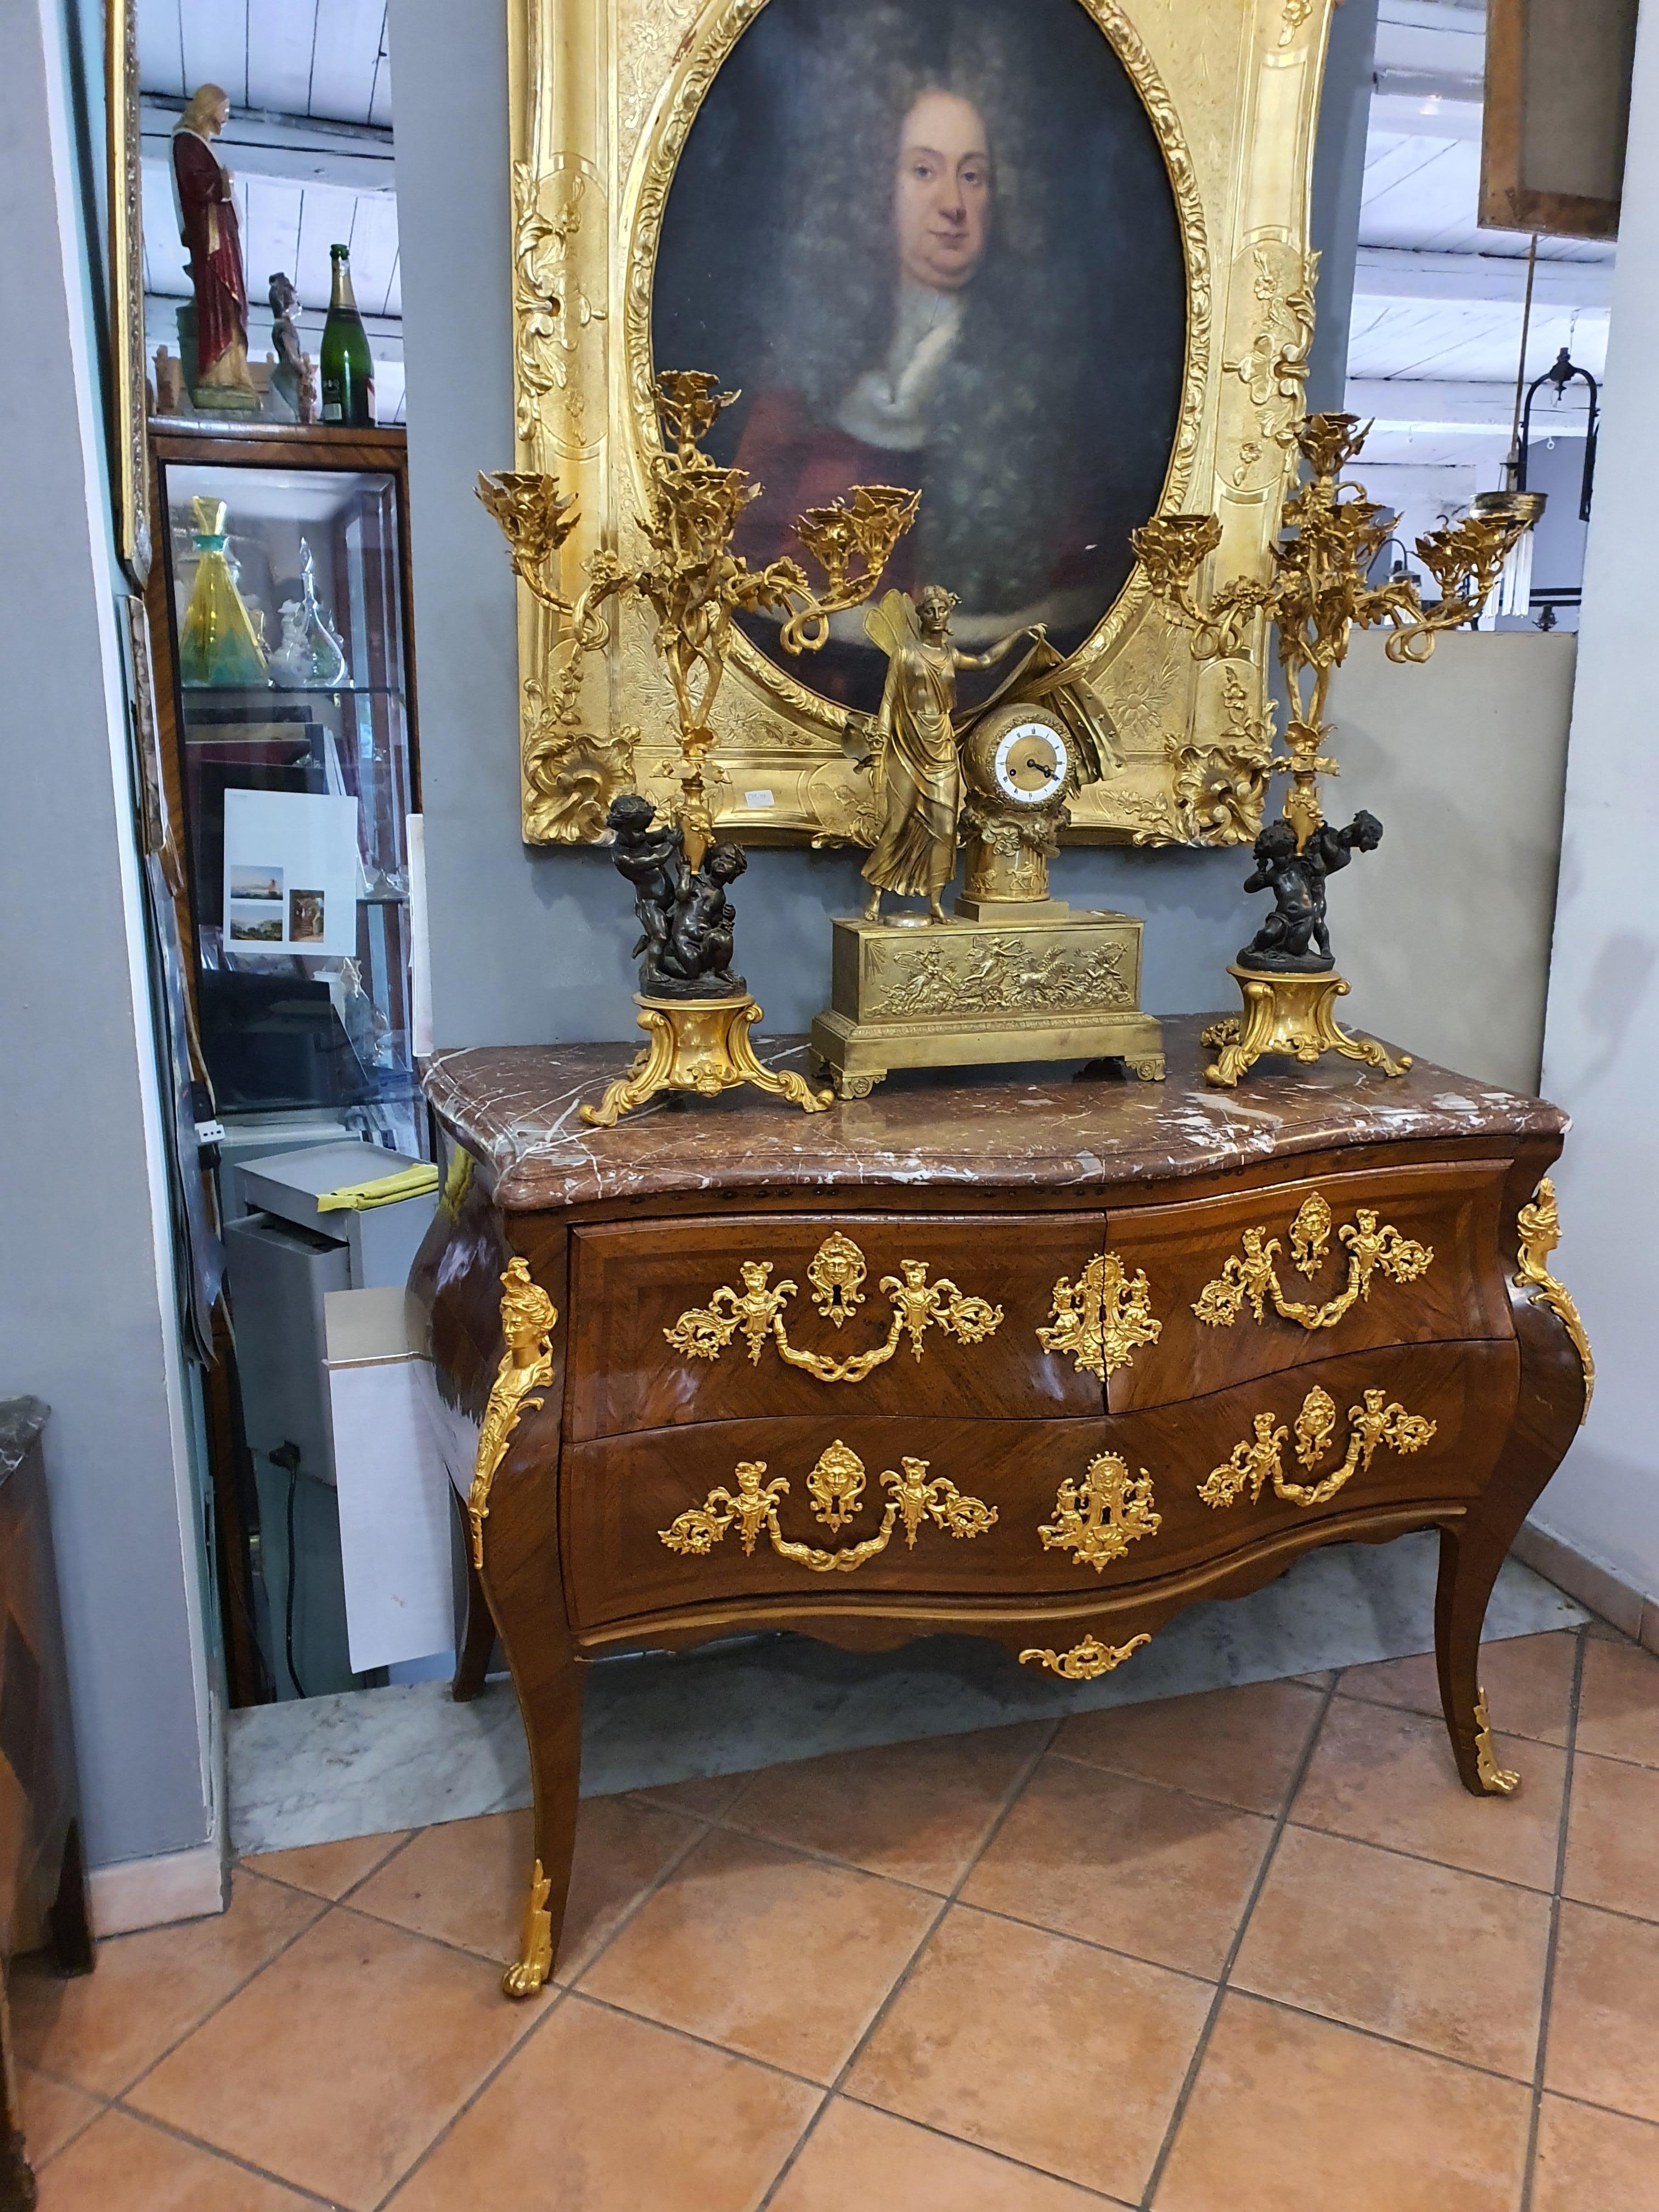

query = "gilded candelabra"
[1133, 413, 1536, 1088]
[480, 370, 917, 1124]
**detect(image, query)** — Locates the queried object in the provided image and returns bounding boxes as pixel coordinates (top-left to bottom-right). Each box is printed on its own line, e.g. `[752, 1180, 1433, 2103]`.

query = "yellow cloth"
[315, 1164, 441, 1214]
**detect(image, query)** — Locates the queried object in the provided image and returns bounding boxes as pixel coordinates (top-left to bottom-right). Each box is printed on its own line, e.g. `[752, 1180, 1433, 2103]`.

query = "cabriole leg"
[1435, 1517, 1523, 1798]
[501, 1648, 585, 1997]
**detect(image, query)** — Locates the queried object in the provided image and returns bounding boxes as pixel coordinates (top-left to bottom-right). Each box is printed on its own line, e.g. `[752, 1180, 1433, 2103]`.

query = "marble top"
[422, 1017, 1566, 1215]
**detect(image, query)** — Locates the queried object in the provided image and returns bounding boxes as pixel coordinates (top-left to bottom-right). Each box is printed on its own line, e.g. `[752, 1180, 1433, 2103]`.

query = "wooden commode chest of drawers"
[411, 1017, 1592, 1998]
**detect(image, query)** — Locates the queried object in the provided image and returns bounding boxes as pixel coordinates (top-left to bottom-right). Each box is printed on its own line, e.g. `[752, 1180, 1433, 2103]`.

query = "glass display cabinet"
[145, 422, 424, 1158]
[145, 422, 427, 1709]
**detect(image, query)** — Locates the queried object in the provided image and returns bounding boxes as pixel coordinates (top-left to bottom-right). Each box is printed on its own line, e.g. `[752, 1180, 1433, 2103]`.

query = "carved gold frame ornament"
[106, 0, 152, 587]
[505, 0, 1338, 848]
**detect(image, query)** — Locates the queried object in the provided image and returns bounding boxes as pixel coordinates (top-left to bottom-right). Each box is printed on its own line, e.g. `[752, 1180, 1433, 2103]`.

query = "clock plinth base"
[809, 912, 1165, 1099]
[952, 894, 1071, 923]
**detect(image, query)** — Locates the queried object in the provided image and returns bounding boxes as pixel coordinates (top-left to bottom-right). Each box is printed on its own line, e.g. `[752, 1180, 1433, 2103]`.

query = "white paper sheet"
[408, 811, 432, 1058]
[223, 787, 360, 957]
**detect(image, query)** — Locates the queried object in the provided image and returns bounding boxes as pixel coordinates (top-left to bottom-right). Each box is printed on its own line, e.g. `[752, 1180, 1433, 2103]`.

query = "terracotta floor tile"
[1052, 1679, 1324, 1815]
[1564, 1753, 1659, 1922]
[127, 1905, 538, 2209]
[1290, 1696, 1566, 1889]
[1232, 1825, 1550, 2078]
[631, 1771, 753, 1819]
[386, 1994, 818, 2211]
[1531, 2095, 1659, 2212]
[36, 2108, 316, 2210]
[352, 1796, 700, 1978]
[1545, 1903, 1659, 2125]
[961, 1754, 1273, 1977]
[846, 1904, 1211, 2200]
[1576, 1636, 1659, 1769]
[242, 1830, 410, 1900]
[15, 2065, 102, 2165]
[1338, 1630, 1578, 1746]
[723, 1724, 1046, 1892]
[771, 2098, 1119, 2211]
[580, 1826, 937, 2081]
[1153, 1993, 1532, 2212]
[8, 1871, 320, 2096]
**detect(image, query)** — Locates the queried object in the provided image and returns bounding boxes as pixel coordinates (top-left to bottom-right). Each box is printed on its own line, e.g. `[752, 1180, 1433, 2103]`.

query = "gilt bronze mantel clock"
[809, 591, 1164, 1099]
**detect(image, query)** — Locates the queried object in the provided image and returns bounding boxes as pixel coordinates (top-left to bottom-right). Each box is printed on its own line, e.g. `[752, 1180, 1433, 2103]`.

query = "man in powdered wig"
[729, 0, 1121, 694]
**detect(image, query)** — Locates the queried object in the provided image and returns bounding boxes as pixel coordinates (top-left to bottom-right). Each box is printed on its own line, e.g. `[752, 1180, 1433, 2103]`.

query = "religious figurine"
[1240, 811, 1383, 969]
[604, 793, 748, 998]
[153, 345, 185, 417]
[171, 86, 257, 409]
[858, 586, 1038, 923]
[268, 273, 315, 424]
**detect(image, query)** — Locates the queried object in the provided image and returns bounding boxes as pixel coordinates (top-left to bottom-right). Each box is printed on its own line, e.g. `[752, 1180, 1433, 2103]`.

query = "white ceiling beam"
[1346, 376, 1592, 433]
[1353, 246, 1613, 309]
[1370, 73, 1483, 142]
[139, 94, 394, 195]
[1374, 0, 1486, 77]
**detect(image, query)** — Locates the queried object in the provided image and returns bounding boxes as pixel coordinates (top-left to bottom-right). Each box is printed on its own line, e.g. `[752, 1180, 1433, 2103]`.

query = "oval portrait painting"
[653, 0, 1189, 715]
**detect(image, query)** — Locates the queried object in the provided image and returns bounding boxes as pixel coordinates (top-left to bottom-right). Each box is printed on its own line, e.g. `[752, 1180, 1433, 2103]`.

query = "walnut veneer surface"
[413, 1016, 1587, 1997]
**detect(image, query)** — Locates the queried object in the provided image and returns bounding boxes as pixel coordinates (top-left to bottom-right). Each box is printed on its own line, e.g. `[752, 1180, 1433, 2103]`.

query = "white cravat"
[833, 280, 964, 451]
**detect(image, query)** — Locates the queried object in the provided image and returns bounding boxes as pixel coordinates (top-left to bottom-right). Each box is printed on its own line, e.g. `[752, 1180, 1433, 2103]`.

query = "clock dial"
[992, 720, 1069, 807]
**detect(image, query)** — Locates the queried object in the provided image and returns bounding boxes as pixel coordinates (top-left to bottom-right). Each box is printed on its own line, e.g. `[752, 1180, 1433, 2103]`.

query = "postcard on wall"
[222, 788, 360, 957]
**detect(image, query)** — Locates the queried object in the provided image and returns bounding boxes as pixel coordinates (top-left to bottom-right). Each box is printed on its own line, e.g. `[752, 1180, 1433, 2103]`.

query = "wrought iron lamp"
[479, 370, 917, 1125]
[1133, 410, 1537, 1088]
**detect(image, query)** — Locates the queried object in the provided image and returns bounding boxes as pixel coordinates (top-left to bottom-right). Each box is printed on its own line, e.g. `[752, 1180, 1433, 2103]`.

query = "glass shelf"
[180, 683, 405, 698]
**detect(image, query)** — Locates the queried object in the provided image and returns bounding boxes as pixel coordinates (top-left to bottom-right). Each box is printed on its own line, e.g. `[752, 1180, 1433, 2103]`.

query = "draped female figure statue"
[859, 585, 1035, 922]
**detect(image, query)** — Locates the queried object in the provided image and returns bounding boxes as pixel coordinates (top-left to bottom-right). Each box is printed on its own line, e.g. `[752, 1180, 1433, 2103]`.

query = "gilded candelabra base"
[1203, 965, 1411, 1090]
[580, 994, 833, 1128]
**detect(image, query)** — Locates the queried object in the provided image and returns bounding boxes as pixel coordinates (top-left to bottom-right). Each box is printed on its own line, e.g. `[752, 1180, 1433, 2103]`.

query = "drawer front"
[1104, 1162, 1514, 1413]
[563, 1340, 1517, 1627]
[568, 1213, 1117, 1441]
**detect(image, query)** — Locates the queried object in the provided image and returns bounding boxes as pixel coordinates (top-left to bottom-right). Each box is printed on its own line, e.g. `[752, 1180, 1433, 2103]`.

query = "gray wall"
[0, 0, 213, 1864]
[1327, 632, 1575, 1096]
[1533, 0, 1659, 1607]
[1305, 0, 1380, 416]
[392, 1, 1383, 1049]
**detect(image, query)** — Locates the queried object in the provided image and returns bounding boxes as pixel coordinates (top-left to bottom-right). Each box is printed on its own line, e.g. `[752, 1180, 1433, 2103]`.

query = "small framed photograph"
[227, 904, 284, 944]
[288, 888, 326, 944]
[229, 864, 284, 903]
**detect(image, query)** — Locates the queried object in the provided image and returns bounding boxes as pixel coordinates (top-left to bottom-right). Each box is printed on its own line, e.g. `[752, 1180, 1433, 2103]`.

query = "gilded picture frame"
[505, 0, 1335, 849]
[106, 0, 152, 588]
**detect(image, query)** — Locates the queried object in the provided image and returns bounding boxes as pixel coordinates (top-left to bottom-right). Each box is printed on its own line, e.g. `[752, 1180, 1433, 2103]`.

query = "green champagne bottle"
[319, 244, 375, 426]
